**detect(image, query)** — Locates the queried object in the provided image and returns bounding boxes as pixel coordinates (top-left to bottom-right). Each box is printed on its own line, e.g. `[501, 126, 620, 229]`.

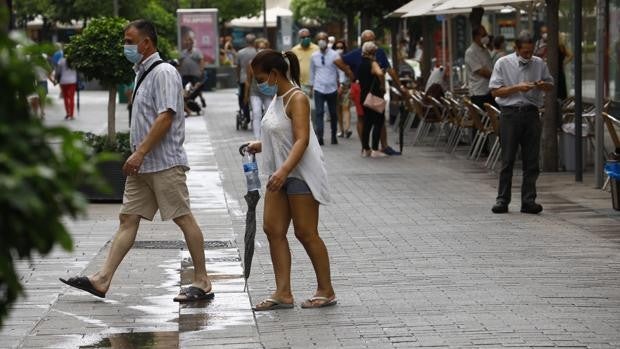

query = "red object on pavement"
[350, 82, 364, 117]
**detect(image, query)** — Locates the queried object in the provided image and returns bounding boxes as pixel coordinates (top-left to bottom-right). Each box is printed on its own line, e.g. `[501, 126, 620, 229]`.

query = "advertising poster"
[177, 9, 219, 67]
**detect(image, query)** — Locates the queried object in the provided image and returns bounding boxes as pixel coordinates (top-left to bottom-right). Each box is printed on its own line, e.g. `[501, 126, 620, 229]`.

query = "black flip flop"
[173, 286, 214, 303]
[59, 276, 106, 298]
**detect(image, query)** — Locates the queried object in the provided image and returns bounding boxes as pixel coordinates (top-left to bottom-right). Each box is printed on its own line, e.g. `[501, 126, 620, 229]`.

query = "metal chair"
[602, 112, 620, 191]
[463, 99, 491, 160]
[483, 103, 502, 170]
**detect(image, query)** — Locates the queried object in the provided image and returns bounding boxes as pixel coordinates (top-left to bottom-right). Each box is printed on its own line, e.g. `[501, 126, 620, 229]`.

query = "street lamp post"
[574, 0, 583, 182]
[263, 0, 267, 39]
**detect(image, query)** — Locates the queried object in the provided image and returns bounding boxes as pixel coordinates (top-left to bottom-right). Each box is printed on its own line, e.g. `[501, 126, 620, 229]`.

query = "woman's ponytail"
[284, 51, 300, 87]
[251, 49, 300, 86]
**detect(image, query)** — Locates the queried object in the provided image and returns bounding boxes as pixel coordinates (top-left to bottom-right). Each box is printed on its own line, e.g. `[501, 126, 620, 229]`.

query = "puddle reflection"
[79, 331, 178, 349]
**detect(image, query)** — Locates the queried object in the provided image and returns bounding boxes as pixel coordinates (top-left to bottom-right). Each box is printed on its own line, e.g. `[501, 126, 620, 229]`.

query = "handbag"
[363, 77, 386, 113]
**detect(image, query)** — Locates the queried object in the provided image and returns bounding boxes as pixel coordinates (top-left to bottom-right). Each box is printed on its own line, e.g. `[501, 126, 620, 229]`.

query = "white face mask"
[480, 36, 490, 46]
[318, 40, 327, 49]
[518, 55, 531, 65]
[335, 49, 344, 55]
[542, 33, 548, 40]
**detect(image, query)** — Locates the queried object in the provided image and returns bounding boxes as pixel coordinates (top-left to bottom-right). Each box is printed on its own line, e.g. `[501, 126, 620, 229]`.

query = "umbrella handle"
[239, 143, 250, 156]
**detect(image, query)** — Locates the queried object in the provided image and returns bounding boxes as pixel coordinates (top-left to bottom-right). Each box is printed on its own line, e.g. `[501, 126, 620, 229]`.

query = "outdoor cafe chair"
[602, 112, 620, 191]
[464, 99, 491, 161]
[483, 103, 502, 171]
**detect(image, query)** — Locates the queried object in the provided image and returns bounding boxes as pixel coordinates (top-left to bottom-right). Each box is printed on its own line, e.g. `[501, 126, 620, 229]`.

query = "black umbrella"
[239, 144, 261, 291]
[243, 190, 260, 290]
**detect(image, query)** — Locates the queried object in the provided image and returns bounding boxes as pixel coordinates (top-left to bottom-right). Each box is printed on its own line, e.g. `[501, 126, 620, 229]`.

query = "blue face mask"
[124, 39, 144, 64]
[257, 72, 277, 96]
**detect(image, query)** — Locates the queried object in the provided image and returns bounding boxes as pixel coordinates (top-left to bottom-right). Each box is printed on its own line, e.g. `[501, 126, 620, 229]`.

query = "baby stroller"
[235, 90, 251, 130]
[184, 80, 205, 116]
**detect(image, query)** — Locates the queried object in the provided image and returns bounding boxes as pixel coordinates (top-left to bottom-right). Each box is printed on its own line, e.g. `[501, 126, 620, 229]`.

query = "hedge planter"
[80, 160, 126, 203]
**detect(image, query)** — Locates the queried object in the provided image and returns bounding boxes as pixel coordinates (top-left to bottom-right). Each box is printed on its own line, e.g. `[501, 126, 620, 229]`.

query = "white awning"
[229, 6, 292, 28]
[387, 0, 441, 18]
[431, 0, 537, 13]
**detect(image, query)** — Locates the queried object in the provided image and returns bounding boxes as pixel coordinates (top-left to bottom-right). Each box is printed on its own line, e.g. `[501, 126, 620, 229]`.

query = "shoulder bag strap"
[129, 60, 165, 121]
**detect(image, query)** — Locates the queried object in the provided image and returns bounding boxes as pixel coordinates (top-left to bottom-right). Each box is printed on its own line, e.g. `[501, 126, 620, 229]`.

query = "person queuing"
[60, 20, 214, 303]
[489, 30, 553, 214]
[334, 29, 408, 156]
[309, 32, 341, 145]
[245, 49, 336, 311]
[491, 35, 507, 67]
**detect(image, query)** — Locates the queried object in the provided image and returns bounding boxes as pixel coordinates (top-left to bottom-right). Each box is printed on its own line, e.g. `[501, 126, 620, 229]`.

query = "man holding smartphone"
[489, 31, 553, 214]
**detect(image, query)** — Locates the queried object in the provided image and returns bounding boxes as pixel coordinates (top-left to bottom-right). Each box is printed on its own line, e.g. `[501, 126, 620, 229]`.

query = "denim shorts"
[282, 177, 312, 195]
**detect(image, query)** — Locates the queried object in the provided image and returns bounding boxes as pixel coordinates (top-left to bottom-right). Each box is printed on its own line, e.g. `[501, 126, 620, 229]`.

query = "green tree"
[64, 17, 133, 142]
[0, 29, 102, 326]
[179, 0, 261, 24]
[290, 0, 336, 24]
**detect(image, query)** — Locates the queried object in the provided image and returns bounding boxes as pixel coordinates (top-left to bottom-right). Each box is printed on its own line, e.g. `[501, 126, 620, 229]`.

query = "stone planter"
[80, 159, 126, 203]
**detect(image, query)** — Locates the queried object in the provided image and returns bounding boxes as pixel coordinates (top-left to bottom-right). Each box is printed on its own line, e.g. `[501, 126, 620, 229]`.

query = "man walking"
[465, 26, 494, 111]
[179, 27, 206, 108]
[489, 31, 553, 214]
[291, 28, 319, 95]
[60, 20, 213, 302]
[310, 32, 341, 145]
[235, 33, 257, 128]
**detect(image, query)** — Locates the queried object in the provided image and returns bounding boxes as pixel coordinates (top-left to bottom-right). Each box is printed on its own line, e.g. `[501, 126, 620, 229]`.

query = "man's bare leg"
[89, 214, 141, 294]
[173, 213, 211, 291]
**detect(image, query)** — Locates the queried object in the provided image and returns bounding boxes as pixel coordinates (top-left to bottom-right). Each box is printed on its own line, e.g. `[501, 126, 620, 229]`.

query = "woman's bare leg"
[289, 194, 335, 305]
[257, 189, 294, 306]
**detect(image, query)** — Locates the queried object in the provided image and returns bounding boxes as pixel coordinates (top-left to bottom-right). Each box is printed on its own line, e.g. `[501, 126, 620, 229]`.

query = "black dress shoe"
[492, 202, 508, 213]
[521, 202, 543, 214]
[331, 137, 338, 145]
[318, 138, 324, 146]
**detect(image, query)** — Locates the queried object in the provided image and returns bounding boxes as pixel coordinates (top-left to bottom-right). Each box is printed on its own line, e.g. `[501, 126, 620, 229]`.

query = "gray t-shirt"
[465, 43, 492, 96]
[178, 48, 203, 78]
[489, 52, 553, 108]
[236, 46, 257, 83]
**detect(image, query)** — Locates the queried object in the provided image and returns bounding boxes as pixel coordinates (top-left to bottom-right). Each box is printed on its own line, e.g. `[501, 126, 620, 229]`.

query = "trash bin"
[203, 68, 217, 91]
[604, 161, 620, 211]
[560, 122, 589, 171]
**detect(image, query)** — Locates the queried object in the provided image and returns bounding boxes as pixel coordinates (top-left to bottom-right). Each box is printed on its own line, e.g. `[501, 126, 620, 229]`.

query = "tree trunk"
[542, 0, 559, 172]
[346, 12, 356, 49]
[107, 87, 117, 143]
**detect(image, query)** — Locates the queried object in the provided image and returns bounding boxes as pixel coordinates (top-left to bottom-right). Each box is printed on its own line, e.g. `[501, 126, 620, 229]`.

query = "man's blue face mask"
[124, 38, 145, 64]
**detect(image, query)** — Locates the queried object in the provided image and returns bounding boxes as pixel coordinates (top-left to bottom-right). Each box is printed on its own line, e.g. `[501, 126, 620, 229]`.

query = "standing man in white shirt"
[309, 32, 341, 145]
[488, 31, 553, 214]
[465, 26, 494, 111]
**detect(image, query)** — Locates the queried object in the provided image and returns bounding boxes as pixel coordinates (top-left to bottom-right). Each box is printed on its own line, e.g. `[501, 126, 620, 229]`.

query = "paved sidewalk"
[205, 89, 620, 348]
[1, 86, 619, 348]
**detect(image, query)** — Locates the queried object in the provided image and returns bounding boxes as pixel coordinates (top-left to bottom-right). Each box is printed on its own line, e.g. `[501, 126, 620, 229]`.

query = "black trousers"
[497, 107, 541, 205]
[238, 83, 250, 121]
[361, 106, 385, 151]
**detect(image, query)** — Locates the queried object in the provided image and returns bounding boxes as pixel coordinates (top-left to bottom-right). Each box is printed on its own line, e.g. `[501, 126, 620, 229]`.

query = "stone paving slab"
[204, 88, 620, 349]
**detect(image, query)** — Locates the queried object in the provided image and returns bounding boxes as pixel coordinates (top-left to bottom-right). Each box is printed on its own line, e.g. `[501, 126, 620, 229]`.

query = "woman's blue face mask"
[257, 71, 277, 96]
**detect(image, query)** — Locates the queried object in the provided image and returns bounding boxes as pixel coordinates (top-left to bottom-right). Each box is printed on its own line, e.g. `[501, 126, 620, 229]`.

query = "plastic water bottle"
[242, 150, 261, 191]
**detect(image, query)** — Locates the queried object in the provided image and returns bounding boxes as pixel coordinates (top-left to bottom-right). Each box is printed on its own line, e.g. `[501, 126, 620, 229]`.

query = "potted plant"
[78, 132, 132, 202]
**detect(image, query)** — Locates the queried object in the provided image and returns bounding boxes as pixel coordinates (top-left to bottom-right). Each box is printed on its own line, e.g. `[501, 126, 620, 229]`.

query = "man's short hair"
[515, 30, 534, 48]
[245, 33, 256, 45]
[126, 19, 158, 47]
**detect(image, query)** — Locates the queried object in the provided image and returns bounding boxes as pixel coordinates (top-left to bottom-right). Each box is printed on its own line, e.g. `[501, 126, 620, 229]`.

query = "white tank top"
[260, 87, 331, 205]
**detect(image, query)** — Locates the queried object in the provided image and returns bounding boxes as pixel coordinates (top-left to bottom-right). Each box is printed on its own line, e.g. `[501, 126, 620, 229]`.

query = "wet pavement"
[1, 85, 619, 348]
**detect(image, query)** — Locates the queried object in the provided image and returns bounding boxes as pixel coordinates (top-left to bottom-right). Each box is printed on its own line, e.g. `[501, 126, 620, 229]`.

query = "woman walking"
[55, 57, 78, 120]
[245, 49, 336, 310]
[358, 42, 386, 158]
[334, 40, 352, 139]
